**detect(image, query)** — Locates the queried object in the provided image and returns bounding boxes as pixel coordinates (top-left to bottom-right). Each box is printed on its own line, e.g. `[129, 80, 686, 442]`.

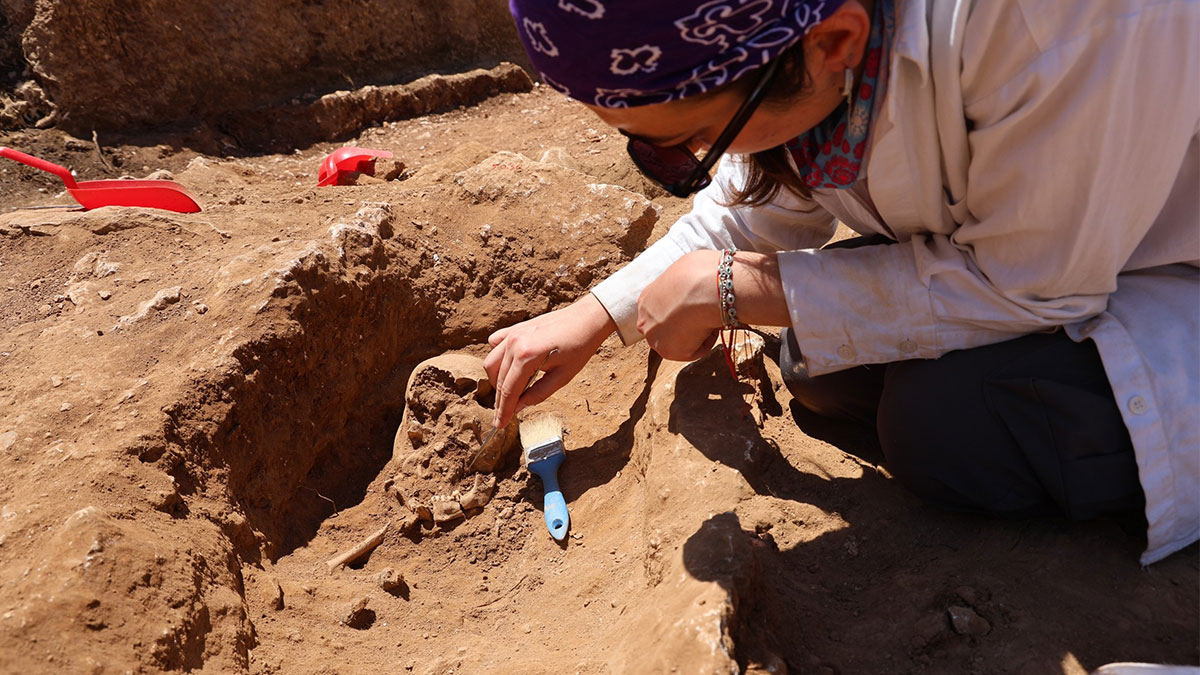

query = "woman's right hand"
[483, 293, 617, 430]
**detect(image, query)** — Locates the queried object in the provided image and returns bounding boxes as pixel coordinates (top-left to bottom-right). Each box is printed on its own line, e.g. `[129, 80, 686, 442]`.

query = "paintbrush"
[519, 414, 569, 541]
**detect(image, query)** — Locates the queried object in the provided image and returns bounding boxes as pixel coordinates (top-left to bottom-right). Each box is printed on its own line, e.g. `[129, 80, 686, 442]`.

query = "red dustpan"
[317, 147, 394, 186]
[0, 147, 201, 213]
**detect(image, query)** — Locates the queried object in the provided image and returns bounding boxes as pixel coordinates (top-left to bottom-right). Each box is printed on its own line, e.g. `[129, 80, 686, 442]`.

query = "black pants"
[779, 237, 1144, 520]
[777, 329, 1142, 516]
[781, 328, 1145, 520]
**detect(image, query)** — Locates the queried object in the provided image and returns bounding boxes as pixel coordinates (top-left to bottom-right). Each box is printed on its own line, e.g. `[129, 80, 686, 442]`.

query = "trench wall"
[0, 0, 529, 134]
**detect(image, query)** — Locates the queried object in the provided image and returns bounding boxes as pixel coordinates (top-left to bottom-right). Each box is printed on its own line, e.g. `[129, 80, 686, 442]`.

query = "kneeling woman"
[485, 0, 1199, 564]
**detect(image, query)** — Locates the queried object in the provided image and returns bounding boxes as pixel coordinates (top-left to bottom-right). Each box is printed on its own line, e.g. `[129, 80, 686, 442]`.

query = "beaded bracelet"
[717, 248, 743, 329]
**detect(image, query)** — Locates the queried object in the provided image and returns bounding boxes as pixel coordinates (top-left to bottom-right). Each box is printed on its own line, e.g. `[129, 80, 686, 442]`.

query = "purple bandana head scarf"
[509, 0, 848, 108]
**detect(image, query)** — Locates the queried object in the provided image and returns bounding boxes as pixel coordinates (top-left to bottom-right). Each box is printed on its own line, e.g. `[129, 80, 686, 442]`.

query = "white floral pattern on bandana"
[594, 87, 675, 109]
[522, 18, 559, 57]
[676, 0, 775, 49]
[541, 74, 572, 98]
[610, 45, 662, 75]
[558, 0, 605, 19]
[509, 0, 847, 108]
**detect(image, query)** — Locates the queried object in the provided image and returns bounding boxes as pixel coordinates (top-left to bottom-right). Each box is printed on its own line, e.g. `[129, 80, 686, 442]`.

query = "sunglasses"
[621, 56, 784, 198]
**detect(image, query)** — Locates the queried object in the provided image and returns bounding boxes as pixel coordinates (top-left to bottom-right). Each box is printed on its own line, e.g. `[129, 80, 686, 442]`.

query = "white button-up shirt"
[591, 0, 1199, 564]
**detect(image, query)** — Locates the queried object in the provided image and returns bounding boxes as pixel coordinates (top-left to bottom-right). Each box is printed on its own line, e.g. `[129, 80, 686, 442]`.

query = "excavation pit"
[1, 83, 1195, 675]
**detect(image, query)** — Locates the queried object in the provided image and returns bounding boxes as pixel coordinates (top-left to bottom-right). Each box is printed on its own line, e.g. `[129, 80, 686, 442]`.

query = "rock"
[65, 281, 95, 306]
[336, 596, 371, 626]
[114, 286, 184, 329]
[376, 159, 408, 181]
[148, 287, 183, 311]
[72, 252, 121, 279]
[537, 147, 581, 172]
[376, 567, 404, 592]
[948, 605, 991, 636]
[98, 290, 112, 300]
[144, 169, 175, 181]
[0, 431, 16, 453]
[50, 376, 64, 388]
[262, 576, 284, 610]
[730, 330, 766, 377]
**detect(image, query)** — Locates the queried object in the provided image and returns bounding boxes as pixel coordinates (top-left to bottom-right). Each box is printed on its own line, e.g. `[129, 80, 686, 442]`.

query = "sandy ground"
[0, 82, 1196, 675]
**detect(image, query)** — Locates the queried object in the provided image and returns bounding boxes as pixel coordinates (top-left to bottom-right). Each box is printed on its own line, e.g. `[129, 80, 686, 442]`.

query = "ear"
[803, 1, 873, 78]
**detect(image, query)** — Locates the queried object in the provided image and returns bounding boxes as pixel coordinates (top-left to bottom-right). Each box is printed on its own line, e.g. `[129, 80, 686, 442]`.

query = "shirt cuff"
[777, 243, 940, 375]
[590, 234, 689, 345]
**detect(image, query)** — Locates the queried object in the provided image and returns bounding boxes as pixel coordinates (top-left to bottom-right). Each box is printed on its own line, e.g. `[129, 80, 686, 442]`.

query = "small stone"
[59, 402, 72, 412]
[263, 577, 284, 610]
[97, 290, 112, 300]
[194, 303, 208, 315]
[955, 586, 979, 605]
[377, 159, 408, 181]
[377, 567, 404, 592]
[948, 605, 990, 636]
[148, 287, 182, 311]
[50, 376, 63, 388]
[336, 596, 371, 626]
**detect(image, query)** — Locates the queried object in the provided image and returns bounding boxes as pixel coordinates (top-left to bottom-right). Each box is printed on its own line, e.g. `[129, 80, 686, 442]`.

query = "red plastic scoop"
[1, 147, 201, 213]
[317, 147, 394, 186]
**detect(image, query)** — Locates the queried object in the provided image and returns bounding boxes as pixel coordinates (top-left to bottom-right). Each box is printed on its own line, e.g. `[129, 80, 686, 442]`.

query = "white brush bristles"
[519, 414, 563, 454]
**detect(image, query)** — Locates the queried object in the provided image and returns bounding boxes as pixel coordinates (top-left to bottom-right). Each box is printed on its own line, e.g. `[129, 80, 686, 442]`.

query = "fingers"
[493, 345, 519, 427]
[487, 325, 511, 347]
[493, 345, 557, 429]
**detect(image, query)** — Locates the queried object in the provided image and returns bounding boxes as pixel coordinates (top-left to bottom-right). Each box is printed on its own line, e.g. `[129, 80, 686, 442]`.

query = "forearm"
[730, 251, 790, 327]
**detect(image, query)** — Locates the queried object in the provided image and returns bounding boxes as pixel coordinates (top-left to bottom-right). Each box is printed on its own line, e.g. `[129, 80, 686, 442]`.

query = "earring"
[842, 67, 855, 107]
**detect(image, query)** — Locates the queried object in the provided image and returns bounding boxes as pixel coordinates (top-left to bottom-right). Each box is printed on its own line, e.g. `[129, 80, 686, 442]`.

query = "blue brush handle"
[529, 454, 569, 541]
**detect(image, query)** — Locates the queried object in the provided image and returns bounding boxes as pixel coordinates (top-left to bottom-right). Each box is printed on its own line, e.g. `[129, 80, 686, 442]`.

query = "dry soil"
[0, 79, 1196, 675]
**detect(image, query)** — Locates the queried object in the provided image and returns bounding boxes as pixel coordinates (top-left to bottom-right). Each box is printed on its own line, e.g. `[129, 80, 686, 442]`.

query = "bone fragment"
[325, 522, 389, 571]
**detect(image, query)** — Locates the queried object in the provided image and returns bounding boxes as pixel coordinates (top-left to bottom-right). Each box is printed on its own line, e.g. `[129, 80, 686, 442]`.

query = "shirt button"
[1127, 395, 1148, 415]
[899, 339, 918, 355]
[837, 345, 856, 360]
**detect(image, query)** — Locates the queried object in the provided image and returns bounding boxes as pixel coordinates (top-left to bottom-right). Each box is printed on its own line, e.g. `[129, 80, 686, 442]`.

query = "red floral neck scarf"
[786, 0, 894, 189]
